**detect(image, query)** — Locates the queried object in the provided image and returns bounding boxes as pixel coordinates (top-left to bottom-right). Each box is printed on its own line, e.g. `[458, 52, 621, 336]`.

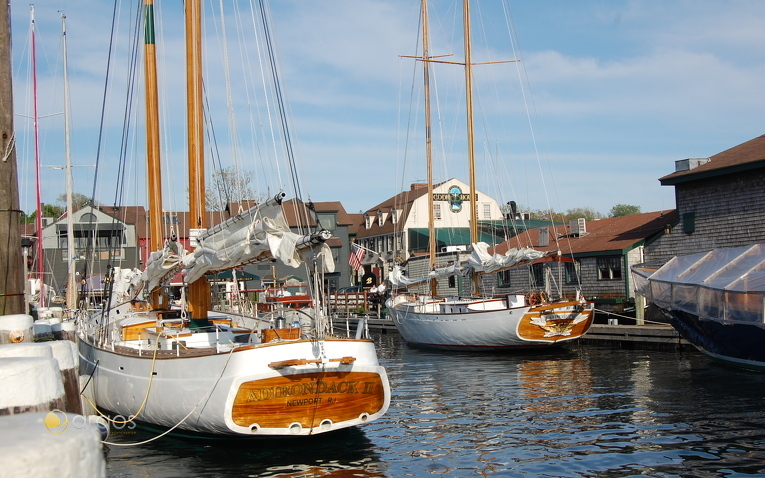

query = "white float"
[0, 314, 33, 344]
[0, 412, 105, 478]
[0, 357, 65, 415]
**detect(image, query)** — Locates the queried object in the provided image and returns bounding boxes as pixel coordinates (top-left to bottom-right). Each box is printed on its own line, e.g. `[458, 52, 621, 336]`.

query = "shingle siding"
[646, 169, 765, 263]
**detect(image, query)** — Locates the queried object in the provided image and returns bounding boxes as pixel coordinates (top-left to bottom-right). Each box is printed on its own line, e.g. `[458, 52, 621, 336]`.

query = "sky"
[9, 0, 765, 219]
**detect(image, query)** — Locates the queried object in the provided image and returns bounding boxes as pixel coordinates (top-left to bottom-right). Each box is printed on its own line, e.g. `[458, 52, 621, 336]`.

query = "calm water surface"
[106, 334, 765, 477]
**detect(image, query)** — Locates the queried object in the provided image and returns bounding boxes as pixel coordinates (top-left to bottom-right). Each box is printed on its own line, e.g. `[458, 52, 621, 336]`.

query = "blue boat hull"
[662, 309, 765, 370]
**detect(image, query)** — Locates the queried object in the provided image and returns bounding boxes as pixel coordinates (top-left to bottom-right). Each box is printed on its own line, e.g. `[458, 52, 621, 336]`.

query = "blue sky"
[10, 0, 765, 218]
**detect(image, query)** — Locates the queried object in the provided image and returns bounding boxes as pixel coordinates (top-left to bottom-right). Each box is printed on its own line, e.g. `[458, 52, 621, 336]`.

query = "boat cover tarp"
[632, 244, 765, 325]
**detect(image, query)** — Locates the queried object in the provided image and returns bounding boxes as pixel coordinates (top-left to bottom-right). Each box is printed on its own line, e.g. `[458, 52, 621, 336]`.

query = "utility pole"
[0, 1, 26, 316]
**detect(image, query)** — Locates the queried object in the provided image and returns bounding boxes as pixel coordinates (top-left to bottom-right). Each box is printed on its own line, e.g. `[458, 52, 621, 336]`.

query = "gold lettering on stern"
[245, 380, 377, 404]
[530, 311, 588, 337]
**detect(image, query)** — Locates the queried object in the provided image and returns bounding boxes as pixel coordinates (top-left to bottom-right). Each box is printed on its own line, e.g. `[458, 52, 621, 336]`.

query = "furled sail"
[182, 195, 334, 284]
[467, 242, 548, 274]
[388, 242, 549, 288]
[142, 239, 183, 291]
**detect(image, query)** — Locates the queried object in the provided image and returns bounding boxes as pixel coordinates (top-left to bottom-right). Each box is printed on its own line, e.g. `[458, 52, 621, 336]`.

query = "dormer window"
[377, 209, 388, 227]
[364, 213, 373, 230]
[390, 207, 399, 225]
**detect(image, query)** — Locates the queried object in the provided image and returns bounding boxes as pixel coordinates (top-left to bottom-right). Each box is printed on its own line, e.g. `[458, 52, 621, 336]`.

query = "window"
[498, 270, 511, 287]
[682, 212, 695, 234]
[597, 256, 622, 280]
[530, 264, 545, 287]
[163, 215, 180, 225]
[317, 213, 336, 232]
[565, 261, 580, 284]
[80, 213, 97, 223]
[482, 203, 491, 219]
[434, 204, 442, 221]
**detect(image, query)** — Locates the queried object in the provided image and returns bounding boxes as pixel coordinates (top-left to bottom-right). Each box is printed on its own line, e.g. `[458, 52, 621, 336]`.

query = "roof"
[494, 210, 679, 256]
[356, 183, 430, 239]
[660, 134, 765, 185]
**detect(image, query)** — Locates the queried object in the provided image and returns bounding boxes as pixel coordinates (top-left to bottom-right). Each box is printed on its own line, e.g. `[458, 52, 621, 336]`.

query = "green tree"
[55, 192, 98, 210]
[609, 204, 641, 217]
[564, 207, 603, 222]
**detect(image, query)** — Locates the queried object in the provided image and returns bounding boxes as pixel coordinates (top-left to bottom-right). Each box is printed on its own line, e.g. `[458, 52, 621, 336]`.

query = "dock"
[337, 314, 691, 350]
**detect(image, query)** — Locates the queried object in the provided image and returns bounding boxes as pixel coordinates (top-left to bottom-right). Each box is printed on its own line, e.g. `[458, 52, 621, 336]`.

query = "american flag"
[348, 244, 365, 270]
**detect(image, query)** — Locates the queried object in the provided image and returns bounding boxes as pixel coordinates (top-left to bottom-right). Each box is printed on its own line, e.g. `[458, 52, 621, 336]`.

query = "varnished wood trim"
[269, 356, 356, 369]
[232, 371, 386, 428]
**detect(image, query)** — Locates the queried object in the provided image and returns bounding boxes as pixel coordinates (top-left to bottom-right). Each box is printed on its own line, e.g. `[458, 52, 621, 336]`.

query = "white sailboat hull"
[386, 295, 594, 351]
[78, 331, 389, 437]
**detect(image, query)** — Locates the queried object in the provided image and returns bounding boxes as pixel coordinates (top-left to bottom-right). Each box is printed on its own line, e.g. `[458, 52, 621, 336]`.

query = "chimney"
[538, 227, 549, 247]
[674, 157, 710, 173]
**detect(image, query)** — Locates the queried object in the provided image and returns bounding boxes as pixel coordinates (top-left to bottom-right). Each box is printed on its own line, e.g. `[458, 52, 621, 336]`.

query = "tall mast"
[422, 0, 437, 297]
[31, 6, 44, 306]
[463, 0, 478, 247]
[62, 13, 77, 310]
[185, 0, 210, 318]
[143, 0, 166, 308]
[463, 0, 480, 294]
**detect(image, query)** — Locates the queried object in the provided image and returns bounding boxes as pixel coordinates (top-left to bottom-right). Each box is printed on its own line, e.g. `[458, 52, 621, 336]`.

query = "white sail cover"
[387, 242, 547, 288]
[467, 242, 548, 274]
[182, 201, 334, 284]
[143, 241, 183, 291]
[388, 264, 462, 288]
[632, 244, 765, 324]
[109, 267, 144, 307]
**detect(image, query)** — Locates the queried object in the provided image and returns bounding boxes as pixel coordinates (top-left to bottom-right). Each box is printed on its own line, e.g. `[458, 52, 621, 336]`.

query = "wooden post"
[0, 1, 26, 315]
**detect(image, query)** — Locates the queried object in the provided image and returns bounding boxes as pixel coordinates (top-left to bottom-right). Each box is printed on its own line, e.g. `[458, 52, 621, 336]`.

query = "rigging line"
[114, 4, 143, 211]
[90, 0, 121, 207]
[501, 1, 570, 256]
[257, 0, 303, 207]
[233, 0, 270, 198]
[247, 0, 284, 193]
[216, 0, 245, 206]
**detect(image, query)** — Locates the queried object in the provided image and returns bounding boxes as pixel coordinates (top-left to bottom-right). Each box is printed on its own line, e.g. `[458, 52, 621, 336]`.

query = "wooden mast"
[0, 0, 26, 315]
[462, 0, 480, 294]
[422, 0, 437, 297]
[62, 13, 77, 311]
[185, 0, 210, 318]
[144, 0, 166, 309]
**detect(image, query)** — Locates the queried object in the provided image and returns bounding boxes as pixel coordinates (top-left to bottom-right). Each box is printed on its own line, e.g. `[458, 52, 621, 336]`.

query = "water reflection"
[107, 334, 765, 477]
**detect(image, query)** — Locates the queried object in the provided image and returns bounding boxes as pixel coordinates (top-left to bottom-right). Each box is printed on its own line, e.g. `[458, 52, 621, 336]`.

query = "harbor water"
[106, 333, 765, 477]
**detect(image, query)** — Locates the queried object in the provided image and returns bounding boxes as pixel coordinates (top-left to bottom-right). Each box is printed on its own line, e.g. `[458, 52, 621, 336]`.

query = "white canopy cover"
[632, 244, 765, 325]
